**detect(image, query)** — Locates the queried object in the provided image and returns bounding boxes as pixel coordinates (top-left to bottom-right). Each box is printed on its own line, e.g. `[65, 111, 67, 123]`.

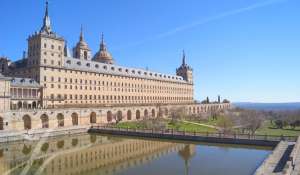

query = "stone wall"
[0, 103, 230, 132]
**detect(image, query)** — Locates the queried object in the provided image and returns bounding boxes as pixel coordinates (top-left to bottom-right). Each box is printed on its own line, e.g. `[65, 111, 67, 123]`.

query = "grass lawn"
[115, 120, 217, 133]
[167, 122, 217, 133]
[256, 121, 300, 137]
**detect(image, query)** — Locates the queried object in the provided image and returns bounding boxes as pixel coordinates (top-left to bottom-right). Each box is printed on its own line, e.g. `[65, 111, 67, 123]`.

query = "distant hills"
[233, 102, 300, 111]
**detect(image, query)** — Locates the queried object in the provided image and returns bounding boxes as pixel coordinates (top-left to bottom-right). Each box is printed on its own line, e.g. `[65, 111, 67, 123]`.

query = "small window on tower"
[84, 51, 88, 60]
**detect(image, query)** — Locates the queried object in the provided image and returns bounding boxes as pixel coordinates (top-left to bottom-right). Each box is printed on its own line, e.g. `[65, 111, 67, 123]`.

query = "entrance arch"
[151, 109, 156, 118]
[90, 112, 96, 124]
[136, 110, 140, 120]
[0, 117, 3, 130]
[71, 113, 78, 126]
[117, 111, 122, 121]
[40, 114, 49, 128]
[107, 111, 112, 122]
[144, 109, 148, 118]
[57, 113, 64, 127]
[23, 115, 31, 130]
[127, 110, 132, 120]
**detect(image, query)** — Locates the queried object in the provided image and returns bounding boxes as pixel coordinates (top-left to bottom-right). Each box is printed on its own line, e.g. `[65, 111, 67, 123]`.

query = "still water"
[0, 133, 271, 175]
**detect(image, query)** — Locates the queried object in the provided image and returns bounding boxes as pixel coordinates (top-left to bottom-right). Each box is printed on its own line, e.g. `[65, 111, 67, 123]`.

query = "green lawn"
[115, 120, 217, 133]
[167, 122, 217, 133]
[256, 121, 300, 137]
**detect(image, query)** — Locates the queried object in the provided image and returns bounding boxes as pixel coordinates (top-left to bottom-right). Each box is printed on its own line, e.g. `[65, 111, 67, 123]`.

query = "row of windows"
[46, 83, 192, 95]
[44, 77, 191, 92]
[50, 94, 192, 101]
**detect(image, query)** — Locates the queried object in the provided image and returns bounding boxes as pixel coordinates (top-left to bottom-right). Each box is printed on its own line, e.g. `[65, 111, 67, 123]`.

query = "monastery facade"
[0, 2, 230, 132]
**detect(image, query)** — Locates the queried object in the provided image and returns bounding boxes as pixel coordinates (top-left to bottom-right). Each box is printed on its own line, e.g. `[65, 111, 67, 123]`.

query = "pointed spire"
[182, 50, 186, 66]
[100, 33, 107, 51]
[80, 25, 84, 41]
[40, 0, 52, 34]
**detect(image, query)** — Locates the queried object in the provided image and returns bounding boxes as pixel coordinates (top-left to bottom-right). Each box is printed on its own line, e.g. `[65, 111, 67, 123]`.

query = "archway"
[136, 110, 141, 120]
[165, 108, 169, 116]
[90, 112, 97, 124]
[57, 113, 64, 127]
[144, 109, 148, 118]
[17, 101, 22, 109]
[117, 111, 122, 122]
[71, 113, 78, 126]
[0, 117, 3, 130]
[151, 109, 156, 118]
[127, 110, 132, 120]
[32, 101, 37, 109]
[40, 114, 49, 128]
[107, 111, 112, 122]
[23, 115, 31, 130]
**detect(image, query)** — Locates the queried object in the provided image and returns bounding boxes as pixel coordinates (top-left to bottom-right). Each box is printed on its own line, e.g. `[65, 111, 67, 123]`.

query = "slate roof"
[10, 77, 41, 88]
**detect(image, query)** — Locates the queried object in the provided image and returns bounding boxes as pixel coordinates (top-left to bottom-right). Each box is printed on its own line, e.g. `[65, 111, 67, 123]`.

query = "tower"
[73, 26, 91, 60]
[93, 34, 114, 64]
[27, 0, 65, 71]
[176, 50, 193, 84]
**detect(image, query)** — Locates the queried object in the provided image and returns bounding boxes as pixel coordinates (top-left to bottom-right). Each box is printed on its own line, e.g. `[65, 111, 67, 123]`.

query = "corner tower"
[27, 1, 65, 70]
[176, 50, 193, 84]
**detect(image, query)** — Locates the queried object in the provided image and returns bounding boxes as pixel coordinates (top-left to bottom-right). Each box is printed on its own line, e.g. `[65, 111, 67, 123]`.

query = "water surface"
[0, 133, 271, 175]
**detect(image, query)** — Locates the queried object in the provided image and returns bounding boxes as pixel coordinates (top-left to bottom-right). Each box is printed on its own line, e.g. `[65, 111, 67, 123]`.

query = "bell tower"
[27, 0, 65, 69]
[73, 26, 91, 60]
[176, 50, 193, 84]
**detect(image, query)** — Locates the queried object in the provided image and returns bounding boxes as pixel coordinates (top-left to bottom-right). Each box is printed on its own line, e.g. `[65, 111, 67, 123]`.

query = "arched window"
[23, 115, 31, 130]
[144, 109, 148, 118]
[107, 111, 112, 122]
[71, 113, 78, 126]
[57, 113, 64, 127]
[40, 114, 49, 128]
[84, 51, 88, 60]
[90, 112, 96, 124]
[136, 110, 140, 120]
[151, 109, 156, 118]
[117, 111, 122, 121]
[127, 110, 132, 120]
[0, 117, 3, 130]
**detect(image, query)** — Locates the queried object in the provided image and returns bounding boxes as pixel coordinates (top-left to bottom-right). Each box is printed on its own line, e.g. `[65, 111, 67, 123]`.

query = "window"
[84, 51, 88, 60]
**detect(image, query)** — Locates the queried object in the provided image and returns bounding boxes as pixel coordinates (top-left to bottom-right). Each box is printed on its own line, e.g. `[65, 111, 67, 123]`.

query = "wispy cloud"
[114, 0, 287, 50]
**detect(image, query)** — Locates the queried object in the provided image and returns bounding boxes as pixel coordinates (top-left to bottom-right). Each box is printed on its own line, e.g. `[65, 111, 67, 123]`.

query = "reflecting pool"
[0, 133, 271, 175]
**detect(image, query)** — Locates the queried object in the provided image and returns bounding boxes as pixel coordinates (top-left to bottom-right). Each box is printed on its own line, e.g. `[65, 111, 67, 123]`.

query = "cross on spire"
[80, 25, 84, 41]
[40, 0, 52, 34]
[182, 50, 186, 66]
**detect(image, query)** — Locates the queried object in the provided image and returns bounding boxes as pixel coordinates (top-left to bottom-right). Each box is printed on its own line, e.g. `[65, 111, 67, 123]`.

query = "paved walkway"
[182, 120, 218, 129]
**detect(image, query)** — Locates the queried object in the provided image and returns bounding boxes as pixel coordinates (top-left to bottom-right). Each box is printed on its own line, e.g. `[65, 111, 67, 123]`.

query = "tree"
[216, 116, 233, 133]
[239, 110, 264, 135]
[222, 99, 230, 103]
[170, 107, 187, 123]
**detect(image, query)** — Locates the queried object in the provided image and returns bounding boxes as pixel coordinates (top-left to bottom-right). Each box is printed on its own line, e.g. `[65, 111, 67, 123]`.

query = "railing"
[90, 125, 298, 142]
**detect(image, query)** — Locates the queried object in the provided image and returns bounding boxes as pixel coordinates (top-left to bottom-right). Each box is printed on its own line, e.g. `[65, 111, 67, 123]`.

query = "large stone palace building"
[0, 2, 230, 132]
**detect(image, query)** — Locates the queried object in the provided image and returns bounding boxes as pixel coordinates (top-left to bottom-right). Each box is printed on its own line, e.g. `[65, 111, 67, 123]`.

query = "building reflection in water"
[0, 134, 195, 175]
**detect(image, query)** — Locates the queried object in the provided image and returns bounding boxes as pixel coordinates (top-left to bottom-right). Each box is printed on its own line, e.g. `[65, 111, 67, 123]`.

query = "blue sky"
[0, 0, 299, 103]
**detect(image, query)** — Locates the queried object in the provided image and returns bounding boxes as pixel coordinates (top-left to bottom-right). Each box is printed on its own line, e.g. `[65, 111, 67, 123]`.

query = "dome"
[93, 34, 114, 64]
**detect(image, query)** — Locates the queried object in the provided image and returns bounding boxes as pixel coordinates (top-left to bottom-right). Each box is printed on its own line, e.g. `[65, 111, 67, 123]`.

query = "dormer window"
[77, 61, 81, 65]
[118, 68, 122, 72]
[125, 69, 129, 73]
[66, 60, 71, 64]
[86, 63, 90, 67]
[138, 71, 141, 74]
[95, 64, 99, 68]
[103, 66, 107, 70]
[144, 72, 147, 75]
[132, 70, 135, 74]
[111, 67, 115, 71]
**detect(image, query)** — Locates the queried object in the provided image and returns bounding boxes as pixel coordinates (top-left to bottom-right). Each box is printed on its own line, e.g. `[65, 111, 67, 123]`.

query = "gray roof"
[0, 73, 11, 80]
[64, 57, 187, 83]
[11, 78, 41, 88]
